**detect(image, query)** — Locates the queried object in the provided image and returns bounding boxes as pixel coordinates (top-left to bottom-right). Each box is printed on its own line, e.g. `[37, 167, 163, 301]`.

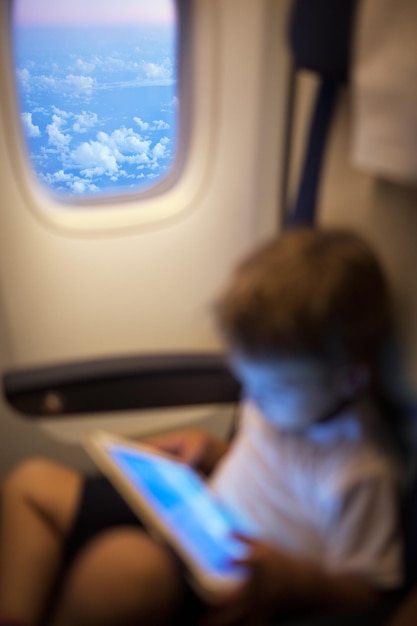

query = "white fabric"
[351, 0, 417, 184]
[209, 398, 404, 588]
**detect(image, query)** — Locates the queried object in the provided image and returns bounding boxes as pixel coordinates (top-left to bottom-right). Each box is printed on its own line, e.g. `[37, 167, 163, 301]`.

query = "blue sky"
[13, 0, 178, 197]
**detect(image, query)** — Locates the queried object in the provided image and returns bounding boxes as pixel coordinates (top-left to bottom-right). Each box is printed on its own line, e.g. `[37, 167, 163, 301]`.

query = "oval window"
[12, 0, 178, 199]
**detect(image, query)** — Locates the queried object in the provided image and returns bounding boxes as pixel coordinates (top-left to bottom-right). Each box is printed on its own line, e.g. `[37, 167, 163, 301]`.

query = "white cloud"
[52, 106, 71, 119]
[133, 117, 169, 132]
[51, 170, 72, 182]
[17, 68, 31, 92]
[46, 115, 71, 149]
[122, 153, 150, 165]
[64, 126, 158, 180]
[152, 141, 168, 159]
[75, 58, 96, 73]
[141, 58, 173, 81]
[42, 170, 72, 183]
[20, 71, 96, 100]
[73, 111, 98, 133]
[151, 120, 169, 130]
[29, 105, 173, 195]
[102, 56, 142, 72]
[32, 106, 48, 114]
[69, 141, 119, 176]
[63, 75, 96, 97]
[69, 180, 99, 194]
[22, 112, 41, 138]
[133, 117, 149, 131]
[97, 127, 151, 156]
[40, 170, 99, 194]
[71, 181, 87, 193]
[38, 75, 58, 89]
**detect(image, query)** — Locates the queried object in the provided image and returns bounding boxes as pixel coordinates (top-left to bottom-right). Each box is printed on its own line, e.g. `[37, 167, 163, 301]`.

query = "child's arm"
[240, 537, 381, 612]
[219, 474, 401, 624]
[201, 538, 381, 626]
[144, 429, 230, 475]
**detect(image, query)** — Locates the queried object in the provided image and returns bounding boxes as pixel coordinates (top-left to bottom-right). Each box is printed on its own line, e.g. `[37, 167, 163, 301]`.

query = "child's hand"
[200, 536, 298, 626]
[201, 535, 382, 625]
[144, 429, 229, 474]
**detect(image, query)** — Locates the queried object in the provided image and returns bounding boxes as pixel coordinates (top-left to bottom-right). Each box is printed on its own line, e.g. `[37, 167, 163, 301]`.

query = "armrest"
[3, 353, 240, 418]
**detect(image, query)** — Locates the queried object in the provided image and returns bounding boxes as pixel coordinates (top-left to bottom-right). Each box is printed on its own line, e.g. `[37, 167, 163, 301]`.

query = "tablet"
[84, 430, 250, 600]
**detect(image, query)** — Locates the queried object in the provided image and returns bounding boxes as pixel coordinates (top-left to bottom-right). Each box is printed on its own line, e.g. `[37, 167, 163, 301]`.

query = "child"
[0, 228, 404, 626]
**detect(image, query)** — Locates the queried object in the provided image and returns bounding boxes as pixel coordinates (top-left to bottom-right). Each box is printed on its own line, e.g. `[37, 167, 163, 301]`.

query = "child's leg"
[51, 527, 187, 626]
[0, 459, 82, 625]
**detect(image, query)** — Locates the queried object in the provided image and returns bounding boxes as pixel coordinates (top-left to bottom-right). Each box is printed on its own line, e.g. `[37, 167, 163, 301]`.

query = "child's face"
[230, 352, 349, 432]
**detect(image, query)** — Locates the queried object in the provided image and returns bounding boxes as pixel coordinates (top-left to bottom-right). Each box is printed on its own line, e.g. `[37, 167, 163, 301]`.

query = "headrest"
[288, 0, 359, 81]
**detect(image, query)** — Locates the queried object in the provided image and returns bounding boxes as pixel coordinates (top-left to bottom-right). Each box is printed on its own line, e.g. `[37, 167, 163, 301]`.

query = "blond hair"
[216, 228, 392, 365]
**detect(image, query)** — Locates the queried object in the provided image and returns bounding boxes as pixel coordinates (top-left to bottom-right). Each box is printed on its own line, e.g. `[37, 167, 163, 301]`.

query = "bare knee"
[3, 458, 54, 494]
[54, 528, 185, 626]
[2, 458, 83, 535]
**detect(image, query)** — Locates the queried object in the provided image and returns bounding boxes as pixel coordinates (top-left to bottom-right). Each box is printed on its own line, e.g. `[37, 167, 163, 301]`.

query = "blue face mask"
[229, 353, 356, 432]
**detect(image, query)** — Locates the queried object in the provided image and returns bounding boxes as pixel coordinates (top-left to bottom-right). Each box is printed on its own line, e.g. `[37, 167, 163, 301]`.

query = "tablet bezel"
[83, 430, 248, 601]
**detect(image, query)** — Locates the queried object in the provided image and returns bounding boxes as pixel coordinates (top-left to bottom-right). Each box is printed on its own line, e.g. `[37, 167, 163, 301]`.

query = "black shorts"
[64, 474, 144, 567]
[63, 474, 202, 623]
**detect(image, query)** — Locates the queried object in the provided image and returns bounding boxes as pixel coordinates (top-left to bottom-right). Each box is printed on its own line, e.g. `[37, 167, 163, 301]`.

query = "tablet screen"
[106, 442, 249, 581]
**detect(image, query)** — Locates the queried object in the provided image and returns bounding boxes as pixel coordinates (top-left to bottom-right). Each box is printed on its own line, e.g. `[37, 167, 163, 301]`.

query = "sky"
[13, 0, 175, 26]
[13, 1, 178, 197]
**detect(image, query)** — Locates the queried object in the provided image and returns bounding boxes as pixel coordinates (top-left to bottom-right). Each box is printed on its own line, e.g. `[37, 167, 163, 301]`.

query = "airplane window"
[12, 0, 178, 200]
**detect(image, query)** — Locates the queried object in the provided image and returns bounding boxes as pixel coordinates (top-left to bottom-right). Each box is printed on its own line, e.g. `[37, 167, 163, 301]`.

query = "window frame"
[2, 0, 219, 235]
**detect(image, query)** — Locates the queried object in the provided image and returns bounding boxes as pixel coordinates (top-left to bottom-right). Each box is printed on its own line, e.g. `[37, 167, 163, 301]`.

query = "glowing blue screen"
[108, 443, 249, 578]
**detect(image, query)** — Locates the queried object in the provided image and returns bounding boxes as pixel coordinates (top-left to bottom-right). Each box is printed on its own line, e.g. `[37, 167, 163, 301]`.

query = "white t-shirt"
[209, 397, 404, 589]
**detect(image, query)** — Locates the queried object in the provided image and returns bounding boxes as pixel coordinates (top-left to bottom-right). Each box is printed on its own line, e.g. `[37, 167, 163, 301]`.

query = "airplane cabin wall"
[287, 71, 417, 418]
[0, 0, 292, 477]
[320, 88, 417, 410]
